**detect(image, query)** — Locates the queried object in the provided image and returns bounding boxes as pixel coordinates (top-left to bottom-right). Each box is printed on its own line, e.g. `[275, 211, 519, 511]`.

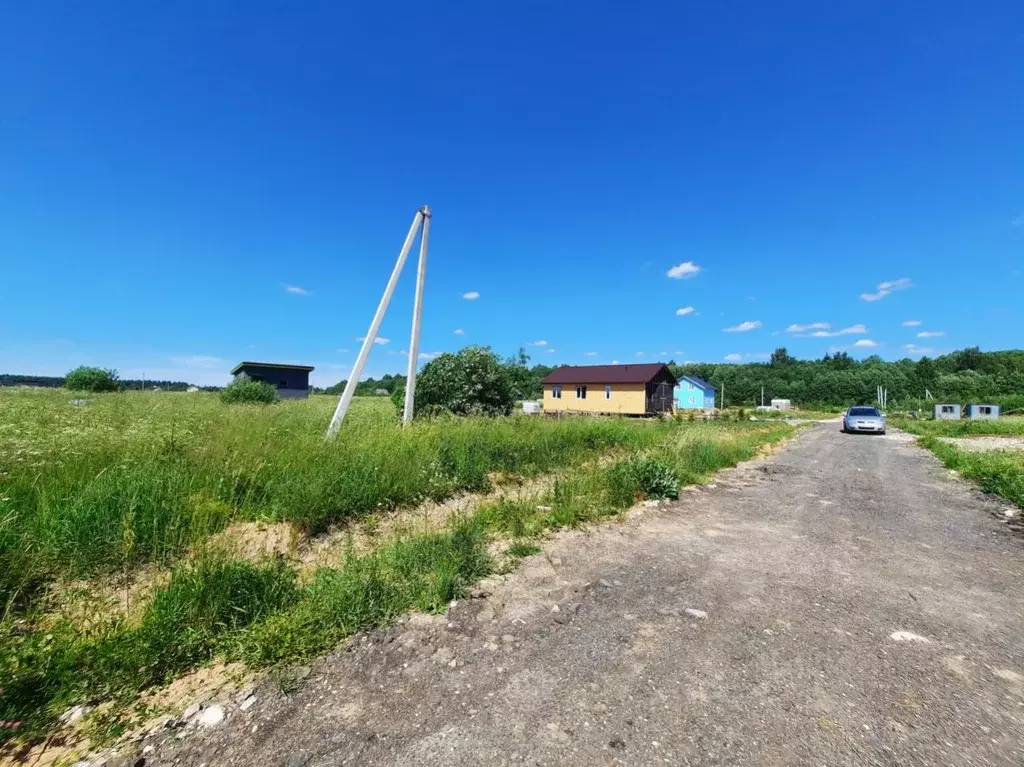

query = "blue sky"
[2, 2, 1022, 387]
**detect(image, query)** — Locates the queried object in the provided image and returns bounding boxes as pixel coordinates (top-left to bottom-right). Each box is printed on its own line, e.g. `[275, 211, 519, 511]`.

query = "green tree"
[64, 366, 120, 392]
[770, 348, 795, 366]
[413, 346, 515, 416]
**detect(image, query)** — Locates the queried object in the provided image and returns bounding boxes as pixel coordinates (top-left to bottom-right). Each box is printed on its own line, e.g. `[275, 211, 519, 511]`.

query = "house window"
[551, 385, 562, 399]
[689, 396, 696, 404]
[576, 385, 587, 399]
[277, 380, 288, 389]
[979, 406, 992, 415]
[941, 405, 954, 414]
[688, 382, 694, 390]
[604, 385, 612, 400]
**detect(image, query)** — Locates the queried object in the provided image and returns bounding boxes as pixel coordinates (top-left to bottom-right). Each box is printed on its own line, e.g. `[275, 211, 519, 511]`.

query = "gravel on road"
[140, 424, 1024, 766]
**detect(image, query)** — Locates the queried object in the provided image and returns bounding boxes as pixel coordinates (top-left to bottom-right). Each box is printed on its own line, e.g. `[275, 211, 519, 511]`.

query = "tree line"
[1, 372, 197, 391]
[669, 347, 1024, 410]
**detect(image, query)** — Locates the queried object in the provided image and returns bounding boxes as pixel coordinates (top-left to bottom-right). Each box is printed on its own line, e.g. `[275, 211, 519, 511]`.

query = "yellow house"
[541, 363, 678, 416]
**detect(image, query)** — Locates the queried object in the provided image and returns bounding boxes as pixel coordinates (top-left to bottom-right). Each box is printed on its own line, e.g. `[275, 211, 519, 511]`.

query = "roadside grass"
[477, 421, 794, 549]
[0, 555, 300, 741]
[916, 436, 1024, 510]
[892, 416, 1024, 438]
[0, 389, 793, 749]
[0, 391, 668, 609]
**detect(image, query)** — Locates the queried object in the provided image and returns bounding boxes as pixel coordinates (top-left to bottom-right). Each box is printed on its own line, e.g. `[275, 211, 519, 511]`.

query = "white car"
[842, 406, 886, 435]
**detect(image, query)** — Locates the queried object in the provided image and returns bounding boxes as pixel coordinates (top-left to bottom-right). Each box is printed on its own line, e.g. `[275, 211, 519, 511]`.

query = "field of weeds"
[0, 388, 792, 750]
[893, 415, 1024, 438]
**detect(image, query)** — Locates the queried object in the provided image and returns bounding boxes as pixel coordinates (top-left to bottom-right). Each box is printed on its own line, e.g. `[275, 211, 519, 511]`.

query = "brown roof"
[541, 363, 677, 385]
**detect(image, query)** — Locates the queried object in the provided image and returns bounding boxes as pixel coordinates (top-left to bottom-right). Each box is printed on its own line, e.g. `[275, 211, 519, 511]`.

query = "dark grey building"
[231, 361, 314, 400]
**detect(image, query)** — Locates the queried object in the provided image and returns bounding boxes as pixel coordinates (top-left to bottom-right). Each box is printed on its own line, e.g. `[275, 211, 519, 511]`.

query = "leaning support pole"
[326, 209, 424, 438]
[403, 206, 431, 425]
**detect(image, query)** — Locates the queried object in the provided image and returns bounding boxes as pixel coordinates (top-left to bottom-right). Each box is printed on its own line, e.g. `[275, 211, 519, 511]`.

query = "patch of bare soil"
[201, 520, 297, 560]
[940, 436, 1024, 452]
[41, 565, 172, 630]
[1, 663, 252, 767]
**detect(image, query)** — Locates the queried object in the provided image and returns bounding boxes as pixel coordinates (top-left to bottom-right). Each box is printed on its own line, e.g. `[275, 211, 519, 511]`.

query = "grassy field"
[890, 416, 1024, 512]
[892, 416, 1024, 438]
[0, 389, 793, 746]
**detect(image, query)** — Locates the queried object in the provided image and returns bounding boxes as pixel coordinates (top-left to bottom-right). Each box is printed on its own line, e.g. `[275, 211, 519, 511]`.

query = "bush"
[624, 456, 680, 499]
[412, 346, 515, 417]
[64, 366, 119, 392]
[220, 376, 280, 404]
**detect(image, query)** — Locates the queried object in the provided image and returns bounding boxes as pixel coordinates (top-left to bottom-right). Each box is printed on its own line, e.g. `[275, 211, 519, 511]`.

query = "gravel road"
[148, 424, 1024, 766]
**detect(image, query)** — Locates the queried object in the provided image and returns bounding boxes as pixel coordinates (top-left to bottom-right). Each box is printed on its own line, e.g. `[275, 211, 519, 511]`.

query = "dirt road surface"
[149, 424, 1024, 766]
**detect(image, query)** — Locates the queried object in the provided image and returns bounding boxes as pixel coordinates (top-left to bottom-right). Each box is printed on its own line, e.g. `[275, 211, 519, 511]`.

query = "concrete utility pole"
[403, 206, 431, 425]
[326, 207, 430, 438]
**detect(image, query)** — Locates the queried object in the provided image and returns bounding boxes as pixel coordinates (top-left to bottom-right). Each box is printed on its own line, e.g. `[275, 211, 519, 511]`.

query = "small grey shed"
[933, 403, 961, 420]
[231, 361, 314, 400]
[965, 404, 1000, 420]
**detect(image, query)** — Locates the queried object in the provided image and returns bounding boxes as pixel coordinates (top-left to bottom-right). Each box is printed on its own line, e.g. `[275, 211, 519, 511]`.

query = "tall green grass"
[478, 422, 793, 547]
[918, 436, 1024, 509]
[0, 555, 300, 742]
[0, 391, 667, 606]
[893, 417, 1024, 438]
[0, 390, 794, 748]
[0, 521, 491, 743]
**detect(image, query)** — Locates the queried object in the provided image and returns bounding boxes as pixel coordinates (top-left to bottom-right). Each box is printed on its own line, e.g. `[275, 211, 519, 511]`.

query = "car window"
[849, 407, 880, 416]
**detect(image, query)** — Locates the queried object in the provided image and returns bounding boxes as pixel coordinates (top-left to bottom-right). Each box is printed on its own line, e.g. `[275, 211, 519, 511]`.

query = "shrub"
[64, 366, 119, 392]
[220, 376, 280, 404]
[413, 346, 515, 417]
[624, 456, 680, 499]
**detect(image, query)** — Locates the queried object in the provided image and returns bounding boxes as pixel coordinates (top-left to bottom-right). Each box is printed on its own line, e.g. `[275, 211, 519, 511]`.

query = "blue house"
[675, 375, 716, 410]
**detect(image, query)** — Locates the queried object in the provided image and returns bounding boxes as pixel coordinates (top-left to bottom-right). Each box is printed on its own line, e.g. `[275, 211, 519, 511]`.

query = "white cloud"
[584, 351, 598, 357]
[675, 350, 685, 355]
[810, 324, 868, 338]
[283, 284, 309, 296]
[902, 320, 921, 327]
[453, 328, 465, 335]
[336, 348, 350, 353]
[610, 360, 620, 365]
[724, 353, 743, 362]
[853, 339, 879, 348]
[786, 322, 830, 334]
[659, 351, 668, 357]
[462, 291, 480, 300]
[526, 339, 548, 347]
[860, 277, 912, 302]
[636, 352, 644, 357]
[547, 349, 556, 353]
[917, 331, 945, 338]
[357, 336, 390, 345]
[418, 352, 440, 360]
[676, 306, 695, 316]
[169, 355, 226, 369]
[723, 320, 762, 333]
[666, 261, 701, 279]
[904, 344, 934, 354]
